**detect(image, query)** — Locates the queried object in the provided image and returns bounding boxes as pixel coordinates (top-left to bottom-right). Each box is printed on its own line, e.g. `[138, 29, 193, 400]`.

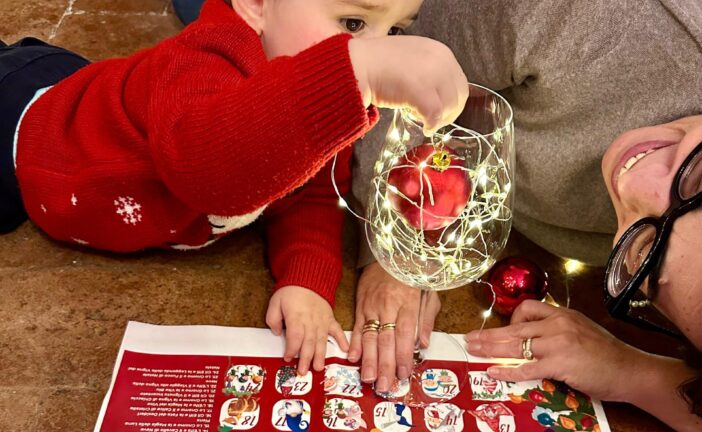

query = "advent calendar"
[94, 322, 611, 432]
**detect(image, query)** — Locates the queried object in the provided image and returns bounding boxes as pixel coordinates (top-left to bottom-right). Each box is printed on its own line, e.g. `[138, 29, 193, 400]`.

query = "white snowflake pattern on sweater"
[114, 196, 143, 225]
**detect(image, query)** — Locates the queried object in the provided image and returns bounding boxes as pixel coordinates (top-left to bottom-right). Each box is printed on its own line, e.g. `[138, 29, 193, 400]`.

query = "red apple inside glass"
[387, 143, 471, 231]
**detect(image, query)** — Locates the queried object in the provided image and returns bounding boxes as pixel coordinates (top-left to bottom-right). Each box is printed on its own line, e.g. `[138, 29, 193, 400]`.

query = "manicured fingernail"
[377, 376, 388, 392]
[398, 366, 409, 379]
[362, 370, 376, 382]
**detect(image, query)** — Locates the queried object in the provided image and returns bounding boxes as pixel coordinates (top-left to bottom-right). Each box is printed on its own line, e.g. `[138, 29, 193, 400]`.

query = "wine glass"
[365, 83, 514, 407]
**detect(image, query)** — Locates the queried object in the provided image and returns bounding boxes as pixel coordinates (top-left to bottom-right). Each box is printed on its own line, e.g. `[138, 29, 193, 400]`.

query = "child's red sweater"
[15, 0, 377, 305]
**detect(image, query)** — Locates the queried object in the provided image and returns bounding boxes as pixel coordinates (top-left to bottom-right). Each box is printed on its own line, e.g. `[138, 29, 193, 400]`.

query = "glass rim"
[400, 82, 514, 140]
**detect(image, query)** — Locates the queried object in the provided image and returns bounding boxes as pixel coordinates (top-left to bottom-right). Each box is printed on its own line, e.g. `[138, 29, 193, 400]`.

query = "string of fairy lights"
[333, 108, 582, 323]
[366, 112, 512, 290]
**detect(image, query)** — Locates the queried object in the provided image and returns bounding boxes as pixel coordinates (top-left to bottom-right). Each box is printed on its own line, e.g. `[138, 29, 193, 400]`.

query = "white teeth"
[618, 149, 656, 177]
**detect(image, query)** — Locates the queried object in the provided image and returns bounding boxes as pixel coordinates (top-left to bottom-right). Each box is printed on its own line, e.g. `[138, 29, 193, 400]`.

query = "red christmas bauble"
[485, 256, 548, 316]
[387, 143, 471, 231]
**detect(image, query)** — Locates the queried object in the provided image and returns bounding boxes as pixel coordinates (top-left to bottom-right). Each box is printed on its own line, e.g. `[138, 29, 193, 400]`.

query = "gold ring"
[379, 323, 396, 331]
[521, 337, 534, 360]
[362, 326, 379, 335]
[362, 319, 380, 335]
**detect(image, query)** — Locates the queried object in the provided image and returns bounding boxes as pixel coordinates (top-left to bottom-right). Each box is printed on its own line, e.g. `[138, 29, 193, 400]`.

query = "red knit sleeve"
[149, 31, 377, 219]
[263, 146, 353, 306]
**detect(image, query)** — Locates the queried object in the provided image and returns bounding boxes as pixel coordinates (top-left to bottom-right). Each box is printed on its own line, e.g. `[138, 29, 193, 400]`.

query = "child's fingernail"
[362, 369, 376, 382]
[468, 341, 481, 352]
[487, 367, 500, 377]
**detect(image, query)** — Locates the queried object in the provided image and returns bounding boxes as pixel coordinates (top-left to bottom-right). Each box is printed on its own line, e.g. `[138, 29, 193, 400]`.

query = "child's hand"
[266, 285, 349, 375]
[349, 36, 469, 135]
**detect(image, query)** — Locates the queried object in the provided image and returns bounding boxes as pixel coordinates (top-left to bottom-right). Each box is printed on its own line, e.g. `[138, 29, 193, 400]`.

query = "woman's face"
[602, 115, 702, 347]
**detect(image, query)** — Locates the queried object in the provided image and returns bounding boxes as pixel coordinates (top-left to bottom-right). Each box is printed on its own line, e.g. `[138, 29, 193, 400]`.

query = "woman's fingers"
[376, 309, 399, 392]
[395, 304, 418, 380]
[467, 335, 548, 360]
[361, 315, 380, 383]
[465, 320, 548, 346]
[486, 359, 554, 383]
[510, 300, 561, 324]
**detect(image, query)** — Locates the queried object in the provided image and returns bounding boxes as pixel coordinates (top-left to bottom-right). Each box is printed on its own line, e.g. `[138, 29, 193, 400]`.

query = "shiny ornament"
[484, 256, 548, 315]
[387, 143, 471, 231]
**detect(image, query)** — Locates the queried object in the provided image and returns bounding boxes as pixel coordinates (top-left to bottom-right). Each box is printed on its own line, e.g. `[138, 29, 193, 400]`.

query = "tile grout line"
[48, 0, 76, 41]
[79, 10, 172, 17]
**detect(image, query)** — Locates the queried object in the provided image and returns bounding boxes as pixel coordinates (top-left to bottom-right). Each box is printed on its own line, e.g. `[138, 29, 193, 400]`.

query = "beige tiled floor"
[0, 1, 674, 430]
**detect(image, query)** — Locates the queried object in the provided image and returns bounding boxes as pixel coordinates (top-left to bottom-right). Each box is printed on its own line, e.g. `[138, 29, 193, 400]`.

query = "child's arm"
[148, 29, 467, 220]
[263, 147, 353, 374]
[149, 32, 376, 218]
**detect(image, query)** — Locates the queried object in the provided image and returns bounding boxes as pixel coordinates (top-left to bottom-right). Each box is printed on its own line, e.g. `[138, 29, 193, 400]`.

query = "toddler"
[0, 0, 468, 373]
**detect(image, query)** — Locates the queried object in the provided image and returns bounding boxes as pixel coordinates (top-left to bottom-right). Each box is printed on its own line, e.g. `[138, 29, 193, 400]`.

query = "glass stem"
[414, 288, 430, 364]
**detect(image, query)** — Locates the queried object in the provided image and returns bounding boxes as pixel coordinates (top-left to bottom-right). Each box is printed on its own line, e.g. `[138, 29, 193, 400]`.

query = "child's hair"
[679, 341, 702, 417]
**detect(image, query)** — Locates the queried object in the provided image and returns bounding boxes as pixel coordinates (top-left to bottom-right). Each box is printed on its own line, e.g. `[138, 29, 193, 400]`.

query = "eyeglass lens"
[607, 223, 656, 298]
[678, 149, 702, 199]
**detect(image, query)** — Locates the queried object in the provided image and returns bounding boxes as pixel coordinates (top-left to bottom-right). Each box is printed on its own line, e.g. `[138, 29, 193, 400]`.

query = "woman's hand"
[348, 262, 441, 392]
[466, 300, 701, 431]
[465, 300, 648, 401]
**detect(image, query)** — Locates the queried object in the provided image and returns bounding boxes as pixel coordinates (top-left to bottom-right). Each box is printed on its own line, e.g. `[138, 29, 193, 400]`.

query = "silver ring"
[522, 337, 534, 360]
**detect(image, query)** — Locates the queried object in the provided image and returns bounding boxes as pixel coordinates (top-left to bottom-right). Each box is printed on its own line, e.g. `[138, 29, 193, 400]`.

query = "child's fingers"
[284, 323, 304, 362]
[330, 321, 349, 352]
[313, 330, 327, 372]
[265, 297, 284, 336]
[297, 328, 316, 375]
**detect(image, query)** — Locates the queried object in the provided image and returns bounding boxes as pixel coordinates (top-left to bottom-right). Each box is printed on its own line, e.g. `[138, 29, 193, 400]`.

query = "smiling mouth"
[618, 149, 656, 178]
[612, 140, 678, 197]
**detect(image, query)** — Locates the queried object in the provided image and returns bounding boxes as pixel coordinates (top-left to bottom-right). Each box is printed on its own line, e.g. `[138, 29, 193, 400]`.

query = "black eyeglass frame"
[603, 142, 702, 337]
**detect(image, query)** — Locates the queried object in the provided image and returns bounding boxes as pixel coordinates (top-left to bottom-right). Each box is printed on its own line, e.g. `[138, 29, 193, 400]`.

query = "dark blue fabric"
[0, 37, 89, 233]
[172, 0, 205, 25]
